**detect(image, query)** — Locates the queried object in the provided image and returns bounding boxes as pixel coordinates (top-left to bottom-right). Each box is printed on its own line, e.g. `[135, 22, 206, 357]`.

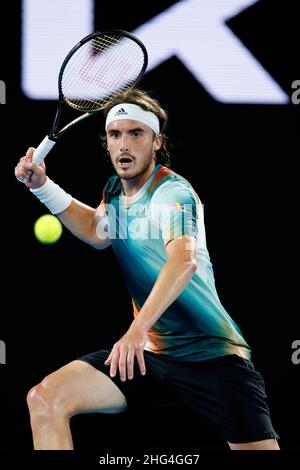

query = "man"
[15, 89, 279, 450]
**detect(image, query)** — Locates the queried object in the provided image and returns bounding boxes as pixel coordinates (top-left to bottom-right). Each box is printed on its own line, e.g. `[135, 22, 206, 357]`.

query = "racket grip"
[32, 136, 56, 164]
[17, 136, 56, 184]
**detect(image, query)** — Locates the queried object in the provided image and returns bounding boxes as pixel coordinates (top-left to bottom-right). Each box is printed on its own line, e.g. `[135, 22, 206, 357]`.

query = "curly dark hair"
[101, 89, 171, 167]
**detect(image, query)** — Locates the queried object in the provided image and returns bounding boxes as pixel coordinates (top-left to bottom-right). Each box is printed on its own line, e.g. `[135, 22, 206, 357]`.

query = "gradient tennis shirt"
[100, 164, 251, 361]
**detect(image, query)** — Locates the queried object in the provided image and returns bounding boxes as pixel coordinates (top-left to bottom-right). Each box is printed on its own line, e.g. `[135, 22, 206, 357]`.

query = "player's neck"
[121, 161, 156, 197]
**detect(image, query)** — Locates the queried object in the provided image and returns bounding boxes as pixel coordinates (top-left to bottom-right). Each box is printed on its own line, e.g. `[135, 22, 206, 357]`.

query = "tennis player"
[15, 89, 279, 450]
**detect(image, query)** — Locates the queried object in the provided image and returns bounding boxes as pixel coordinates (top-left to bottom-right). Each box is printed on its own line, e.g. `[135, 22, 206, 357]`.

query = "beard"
[112, 154, 154, 180]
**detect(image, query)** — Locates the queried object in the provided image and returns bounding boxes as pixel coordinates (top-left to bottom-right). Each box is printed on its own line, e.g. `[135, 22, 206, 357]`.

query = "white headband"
[105, 103, 160, 134]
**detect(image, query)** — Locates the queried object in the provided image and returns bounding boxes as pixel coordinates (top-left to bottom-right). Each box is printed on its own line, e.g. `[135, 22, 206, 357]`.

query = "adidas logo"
[115, 107, 128, 116]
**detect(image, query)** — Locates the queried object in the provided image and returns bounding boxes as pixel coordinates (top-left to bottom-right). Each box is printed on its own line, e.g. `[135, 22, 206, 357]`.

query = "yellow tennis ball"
[34, 214, 63, 244]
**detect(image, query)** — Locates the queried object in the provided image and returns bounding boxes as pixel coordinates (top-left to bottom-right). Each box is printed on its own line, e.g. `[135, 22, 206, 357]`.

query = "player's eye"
[110, 131, 120, 138]
[131, 130, 142, 137]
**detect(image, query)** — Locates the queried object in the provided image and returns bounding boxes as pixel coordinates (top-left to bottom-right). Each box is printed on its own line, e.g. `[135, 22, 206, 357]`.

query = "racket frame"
[49, 29, 148, 140]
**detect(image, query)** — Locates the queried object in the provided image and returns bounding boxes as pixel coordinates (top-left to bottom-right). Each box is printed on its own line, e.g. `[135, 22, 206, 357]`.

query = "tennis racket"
[18, 29, 148, 183]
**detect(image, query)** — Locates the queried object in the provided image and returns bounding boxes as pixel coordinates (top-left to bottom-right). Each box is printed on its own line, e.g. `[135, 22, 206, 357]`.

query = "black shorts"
[77, 349, 279, 444]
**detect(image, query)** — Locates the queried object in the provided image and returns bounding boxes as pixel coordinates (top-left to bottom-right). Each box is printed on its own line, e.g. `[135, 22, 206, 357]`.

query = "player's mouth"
[118, 155, 134, 169]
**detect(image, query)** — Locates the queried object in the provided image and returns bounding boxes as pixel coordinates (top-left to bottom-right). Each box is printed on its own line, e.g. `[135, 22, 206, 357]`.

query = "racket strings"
[64, 45, 139, 108]
[62, 33, 145, 111]
[76, 38, 143, 106]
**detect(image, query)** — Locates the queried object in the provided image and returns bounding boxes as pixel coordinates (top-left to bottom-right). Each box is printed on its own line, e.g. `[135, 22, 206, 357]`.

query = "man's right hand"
[15, 147, 47, 189]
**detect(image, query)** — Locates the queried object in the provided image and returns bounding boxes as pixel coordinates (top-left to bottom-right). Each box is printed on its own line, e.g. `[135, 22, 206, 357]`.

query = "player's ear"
[153, 134, 162, 151]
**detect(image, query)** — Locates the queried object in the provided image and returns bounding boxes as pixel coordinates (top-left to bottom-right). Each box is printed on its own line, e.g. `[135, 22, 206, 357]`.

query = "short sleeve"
[152, 182, 198, 244]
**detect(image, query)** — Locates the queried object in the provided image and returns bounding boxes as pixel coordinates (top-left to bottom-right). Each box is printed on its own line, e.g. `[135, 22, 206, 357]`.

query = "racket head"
[58, 29, 148, 114]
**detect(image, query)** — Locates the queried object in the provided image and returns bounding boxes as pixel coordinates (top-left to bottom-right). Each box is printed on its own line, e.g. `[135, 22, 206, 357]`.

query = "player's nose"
[120, 135, 130, 152]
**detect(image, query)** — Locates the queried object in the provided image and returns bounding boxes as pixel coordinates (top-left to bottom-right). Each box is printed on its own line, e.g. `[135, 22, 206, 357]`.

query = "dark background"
[0, 0, 299, 460]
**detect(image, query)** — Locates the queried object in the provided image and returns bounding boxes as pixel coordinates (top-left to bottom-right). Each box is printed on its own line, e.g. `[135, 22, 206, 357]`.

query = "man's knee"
[26, 375, 72, 420]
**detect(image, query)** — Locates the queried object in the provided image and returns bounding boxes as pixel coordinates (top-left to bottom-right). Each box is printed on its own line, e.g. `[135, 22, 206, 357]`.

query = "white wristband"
[30, 177, 72, 214]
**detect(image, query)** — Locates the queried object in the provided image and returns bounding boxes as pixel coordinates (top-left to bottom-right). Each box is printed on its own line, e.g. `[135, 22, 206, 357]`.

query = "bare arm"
[105, 235, 197, 380]
[15, 147, 111, 250]
[57, 199, 111, 250]
[133, 235, 197, 330]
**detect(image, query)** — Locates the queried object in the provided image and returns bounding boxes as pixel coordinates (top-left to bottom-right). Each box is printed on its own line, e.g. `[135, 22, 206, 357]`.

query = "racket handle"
[32, 136, 56, 164]
[17, 136, 57, 184]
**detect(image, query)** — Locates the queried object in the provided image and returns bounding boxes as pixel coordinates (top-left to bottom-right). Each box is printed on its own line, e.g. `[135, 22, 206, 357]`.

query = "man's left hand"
[104, 321, 147, 381]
